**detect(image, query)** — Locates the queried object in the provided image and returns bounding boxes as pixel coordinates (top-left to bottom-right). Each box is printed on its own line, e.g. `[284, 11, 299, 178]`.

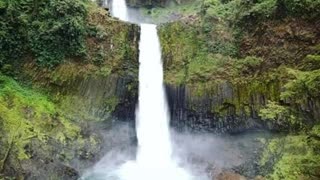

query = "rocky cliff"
[0, 1, 140, 179]
[159, 0, 320, 133]
[160, 1, 320, 178]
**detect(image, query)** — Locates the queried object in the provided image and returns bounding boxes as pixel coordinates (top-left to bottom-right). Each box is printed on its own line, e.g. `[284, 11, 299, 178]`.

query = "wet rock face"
[166, 84, 266, 133]
[166, 81, 320, 133]
[62, 75, 138, 122]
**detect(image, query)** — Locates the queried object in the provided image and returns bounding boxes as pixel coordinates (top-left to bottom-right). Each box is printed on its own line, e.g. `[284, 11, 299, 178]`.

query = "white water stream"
[115, 22, 192, 180]
[110, 0, 192, 179]
[111, 0, 128, 21]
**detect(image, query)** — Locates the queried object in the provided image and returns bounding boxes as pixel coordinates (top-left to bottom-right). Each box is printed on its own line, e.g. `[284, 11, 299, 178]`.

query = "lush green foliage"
[201, 0, 320, 26]
[201, 0, 278, 26]
[158, 1, 320, 179]
[259, 101, 302, 129]
[283, 0, 320, 19]
[0, 74, 100, 175]
[260, 126, 320, 179]
[0, 0, 89, 68]
[29, 0, 88, 67]
[279, 54, 320, 102]
[1, 0, 139, 75]
[281, 69, 320, 101]
[234, 56, 263, 74]
[160, 21, 207, 84]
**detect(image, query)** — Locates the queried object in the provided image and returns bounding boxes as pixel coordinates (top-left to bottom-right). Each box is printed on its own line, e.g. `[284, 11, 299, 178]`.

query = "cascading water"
[137, 23, 174, 170]
[111, 0, 128, 21]
[111, 0, 192, 179]
[82, 1, 193, 179]
[115, 23, 192, 180]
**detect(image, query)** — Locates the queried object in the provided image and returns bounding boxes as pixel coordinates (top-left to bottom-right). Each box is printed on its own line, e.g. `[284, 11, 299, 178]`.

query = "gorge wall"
[159, 0, 320, 133]
[159, 2, 320, 177]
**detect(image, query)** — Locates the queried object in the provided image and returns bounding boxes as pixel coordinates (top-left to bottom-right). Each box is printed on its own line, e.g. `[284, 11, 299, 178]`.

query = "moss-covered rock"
[0, 74, 101, 179]
[19, 2, 140, 123]
[0, 1, 140, 178]
[159, 0, 320, 132]
[160, 1, 320, 177]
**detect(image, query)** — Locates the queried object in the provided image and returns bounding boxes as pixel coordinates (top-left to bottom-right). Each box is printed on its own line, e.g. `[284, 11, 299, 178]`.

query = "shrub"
[260, 130, 320, 179]
[281, 69, 320, 101]
[234, 56, 263, 74]
[29, 0, 88, 67]
[0, 0, 89, 68]
[0, 0, 29, 66]
[259, 101, 301, 128]
[284, 0, 320, 19]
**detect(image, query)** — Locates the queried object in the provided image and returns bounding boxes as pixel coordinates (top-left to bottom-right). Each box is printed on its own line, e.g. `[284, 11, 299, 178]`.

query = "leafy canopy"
[0, 0, 89, 68]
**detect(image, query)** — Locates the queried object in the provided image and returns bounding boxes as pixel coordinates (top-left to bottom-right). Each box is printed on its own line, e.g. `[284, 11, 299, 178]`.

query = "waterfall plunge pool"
[81, 126, 276, 180]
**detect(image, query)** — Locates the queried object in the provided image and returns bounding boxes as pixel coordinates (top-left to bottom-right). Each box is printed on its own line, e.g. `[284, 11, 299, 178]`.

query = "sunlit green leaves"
[261, 134, 320, 179]
[281, 69, 320, 100]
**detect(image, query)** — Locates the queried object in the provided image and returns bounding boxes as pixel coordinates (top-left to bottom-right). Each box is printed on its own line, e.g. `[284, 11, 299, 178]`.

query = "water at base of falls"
[115, 161, 192, 180]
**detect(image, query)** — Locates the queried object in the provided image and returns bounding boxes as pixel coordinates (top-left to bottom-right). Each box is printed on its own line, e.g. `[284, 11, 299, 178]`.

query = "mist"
[80, 121, 271, 180]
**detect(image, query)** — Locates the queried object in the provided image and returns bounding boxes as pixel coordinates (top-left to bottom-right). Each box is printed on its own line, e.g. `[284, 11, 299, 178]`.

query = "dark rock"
[58, 165, 80, 180]
[166, 84, 266, 133]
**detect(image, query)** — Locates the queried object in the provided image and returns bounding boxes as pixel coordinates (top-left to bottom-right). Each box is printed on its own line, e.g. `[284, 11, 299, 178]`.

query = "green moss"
[160, 21, 205, 84]
[0, 74, 100, 176]
[0, 75, 81, 160]
[160, 21, 238, 84]
[104, 96, 119, 113]
[57, 95, 105, 122]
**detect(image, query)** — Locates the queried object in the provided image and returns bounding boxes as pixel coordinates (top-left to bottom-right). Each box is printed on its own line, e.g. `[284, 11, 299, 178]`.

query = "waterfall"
[111, 0, 192, 179]
[136, 24, 173, 167]
[82, 1, 194, 179]
[111, 0, 128, 21]
[116, 23, 192, 180]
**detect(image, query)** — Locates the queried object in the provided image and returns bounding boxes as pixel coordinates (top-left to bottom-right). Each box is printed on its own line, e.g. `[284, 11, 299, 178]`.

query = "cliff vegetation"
[159, 0, 320, 178]
[0, 0, 139, 179]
